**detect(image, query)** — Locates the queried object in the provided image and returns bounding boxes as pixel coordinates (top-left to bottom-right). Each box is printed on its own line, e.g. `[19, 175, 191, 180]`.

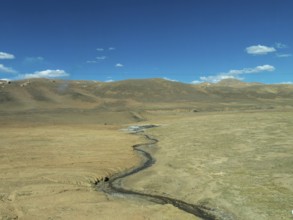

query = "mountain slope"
[1, 78, 293, 112]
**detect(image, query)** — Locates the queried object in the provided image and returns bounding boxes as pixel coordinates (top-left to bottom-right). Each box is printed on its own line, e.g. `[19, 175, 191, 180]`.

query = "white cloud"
[279, 81, 293, 84]
[248, 65, 275, 72]
[0, 78, 11, 82]
[20, 69, 69, 79]
[96, 48, 104, 51]
[199, 75, 239, 83]
[23, 56, 44, 63]
[0, 64, 17, 73]
[276, 53, 292, 58]
[190, 80, 203, 84]
[163, 77, 178, 82]
[0, 52, 15, 59]
[108, 47, 116, 51]
[115, 63, 124, 67]
[194, 65, 275, 83]
[96, 56, 107, 60]
[87, 56, 107, 63]
[105, 76, 114, 82]
[246, 45, 276, 55]
[275, 42, 288, 49]
[86, 60, 97, 63]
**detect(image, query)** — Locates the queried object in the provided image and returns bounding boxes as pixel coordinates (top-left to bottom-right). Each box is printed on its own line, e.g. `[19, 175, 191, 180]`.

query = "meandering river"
[95, 125, 234, 220]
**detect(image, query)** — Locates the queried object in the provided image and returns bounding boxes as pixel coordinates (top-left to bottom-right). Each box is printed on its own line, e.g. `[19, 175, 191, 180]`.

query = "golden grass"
[124, 111, 293, 220]
[0, 122, 196, 219]
[1, 109, 292, 219]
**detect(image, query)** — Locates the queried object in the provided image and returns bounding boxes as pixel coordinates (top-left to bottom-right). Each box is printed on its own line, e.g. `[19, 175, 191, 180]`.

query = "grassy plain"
[1, 79, 293, 219]
[125, 110, 293, 220]
[1, 110, 292, 219]
[0, 113, 196, 220]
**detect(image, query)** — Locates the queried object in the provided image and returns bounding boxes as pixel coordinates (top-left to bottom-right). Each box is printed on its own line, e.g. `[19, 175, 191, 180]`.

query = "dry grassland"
[124, 110, 293, 220]
[0, 122, 195, 219]
[0, 109, 292, 220]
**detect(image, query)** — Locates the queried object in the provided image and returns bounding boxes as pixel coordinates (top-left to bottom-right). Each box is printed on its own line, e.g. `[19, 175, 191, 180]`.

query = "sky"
[0, 0, 292, 84]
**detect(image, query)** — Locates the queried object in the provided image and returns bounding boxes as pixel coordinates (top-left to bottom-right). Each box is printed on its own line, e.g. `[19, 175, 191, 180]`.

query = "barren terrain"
[1, 79, 292, 219]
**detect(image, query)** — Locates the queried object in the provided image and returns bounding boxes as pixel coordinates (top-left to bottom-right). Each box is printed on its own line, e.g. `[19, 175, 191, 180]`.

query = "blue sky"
[0, 0, 292, 84]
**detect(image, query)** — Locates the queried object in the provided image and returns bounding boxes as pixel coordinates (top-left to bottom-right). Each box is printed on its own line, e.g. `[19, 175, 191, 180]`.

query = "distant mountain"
[215, 79, 263, 87]
[94, 78, 208, 102]
[0, 78, 293, 112]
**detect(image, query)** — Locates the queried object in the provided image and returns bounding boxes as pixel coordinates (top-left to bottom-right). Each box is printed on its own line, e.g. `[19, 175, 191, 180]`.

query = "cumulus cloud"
[96, 48, 104, 51]
[246, 45, 276, 55]
[0, 64, 17, 73]
[199, 75, 238, 83]
[193, 65, 275, 83]
[115, 63, 123, 67]
[108, 47, 116, 51]
[276, 53, 292, 58]
[20, 69, 69, 79]
[247, 65, 275, 72]
[0, 52, 15, 59]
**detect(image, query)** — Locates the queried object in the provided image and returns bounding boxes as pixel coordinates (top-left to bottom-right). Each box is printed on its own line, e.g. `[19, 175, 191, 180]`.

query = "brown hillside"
[0, 78, 293, 113]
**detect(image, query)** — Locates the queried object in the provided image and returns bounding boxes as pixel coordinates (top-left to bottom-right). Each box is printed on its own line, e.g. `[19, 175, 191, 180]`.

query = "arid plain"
[0, 78, 293, 219]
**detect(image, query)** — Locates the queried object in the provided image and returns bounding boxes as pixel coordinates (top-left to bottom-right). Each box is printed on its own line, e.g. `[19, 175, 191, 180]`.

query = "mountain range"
[1, 78, 293, 113]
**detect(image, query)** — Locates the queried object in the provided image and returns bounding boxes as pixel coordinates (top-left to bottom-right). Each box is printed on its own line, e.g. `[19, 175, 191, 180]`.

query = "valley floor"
[0, 109, 292, 219]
